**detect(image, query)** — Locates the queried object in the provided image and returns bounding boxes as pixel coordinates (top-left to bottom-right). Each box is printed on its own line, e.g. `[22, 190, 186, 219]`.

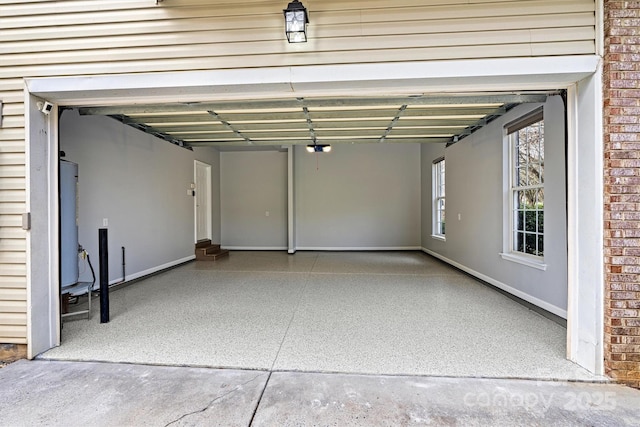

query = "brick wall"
[603, 0, 640, 389]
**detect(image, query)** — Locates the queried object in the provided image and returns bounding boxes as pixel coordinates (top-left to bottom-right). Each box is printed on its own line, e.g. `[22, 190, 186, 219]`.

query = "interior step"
[196, 239, 212, 249]
[195, 240, 229, 261]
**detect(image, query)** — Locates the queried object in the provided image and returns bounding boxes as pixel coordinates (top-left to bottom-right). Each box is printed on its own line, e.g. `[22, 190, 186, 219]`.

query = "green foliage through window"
[510, 111, 544, 257]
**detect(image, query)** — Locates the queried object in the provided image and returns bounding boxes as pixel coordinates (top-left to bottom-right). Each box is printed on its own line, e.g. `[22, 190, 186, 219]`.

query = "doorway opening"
[195, 160, 212, 243]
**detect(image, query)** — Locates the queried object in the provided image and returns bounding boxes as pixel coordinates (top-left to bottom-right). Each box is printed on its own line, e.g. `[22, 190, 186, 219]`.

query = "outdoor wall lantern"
[306, 144, 331, 153]
[284, 0, 309, 43]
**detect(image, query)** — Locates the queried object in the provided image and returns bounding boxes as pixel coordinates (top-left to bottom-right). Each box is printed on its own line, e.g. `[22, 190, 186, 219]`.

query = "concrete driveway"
[1, 359, 639, 426]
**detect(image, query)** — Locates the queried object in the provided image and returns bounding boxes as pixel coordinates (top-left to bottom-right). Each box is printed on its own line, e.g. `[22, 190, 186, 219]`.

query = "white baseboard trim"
[296, 246, 422, 251]
[108, 255, 195, 285]
[422, 248, 567, 319]
[222, 246, 288, 251]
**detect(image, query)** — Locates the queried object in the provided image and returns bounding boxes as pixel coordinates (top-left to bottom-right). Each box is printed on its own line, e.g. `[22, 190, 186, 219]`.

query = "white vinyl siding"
[0, 1, 596, 77]
[0, 0, 597, 343]
[0, 126, 27, 343]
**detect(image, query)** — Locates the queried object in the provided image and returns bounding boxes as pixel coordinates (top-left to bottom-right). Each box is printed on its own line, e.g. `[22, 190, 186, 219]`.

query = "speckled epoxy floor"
[42, 251, 601, 381]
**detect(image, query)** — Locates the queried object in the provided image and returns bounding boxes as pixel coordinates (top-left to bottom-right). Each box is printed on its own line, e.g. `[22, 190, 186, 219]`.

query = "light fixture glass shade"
[306, 144, 331, 153]
[284, 0, 308, 43]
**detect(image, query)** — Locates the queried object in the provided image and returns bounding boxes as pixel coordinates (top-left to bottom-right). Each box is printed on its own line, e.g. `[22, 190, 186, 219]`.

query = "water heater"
[60, 160, 79, 287]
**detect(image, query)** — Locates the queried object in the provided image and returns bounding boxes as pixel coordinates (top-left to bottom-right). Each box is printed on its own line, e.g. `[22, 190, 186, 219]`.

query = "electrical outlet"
[265, 211, 270, 217]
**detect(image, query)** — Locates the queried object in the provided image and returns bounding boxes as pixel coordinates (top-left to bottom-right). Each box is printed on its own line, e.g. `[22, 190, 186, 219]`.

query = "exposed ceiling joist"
[78, 91, 554, 150]
[108, 114, 190, 149]
[119, 108, 495, 123]
[186, 136, 453, 146]
[301, 103, 317, 144]
[448, 104, 516, 146]
[379, 105, 407, 143]
[207, 111, 252, 145]
[77, 94, 548, 116]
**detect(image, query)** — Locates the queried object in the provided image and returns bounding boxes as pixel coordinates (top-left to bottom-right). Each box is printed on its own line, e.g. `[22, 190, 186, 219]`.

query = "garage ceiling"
[78, 93, 550, 150]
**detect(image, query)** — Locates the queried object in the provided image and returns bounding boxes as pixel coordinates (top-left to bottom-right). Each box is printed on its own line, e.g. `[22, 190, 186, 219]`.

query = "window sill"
[499, 252, 547, 271]
[431, 234, 446, 242]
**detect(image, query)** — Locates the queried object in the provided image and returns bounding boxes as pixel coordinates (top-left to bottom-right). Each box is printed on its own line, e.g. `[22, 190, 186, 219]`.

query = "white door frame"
[25, 57, 604, 375]
[194, 160, 212, 242]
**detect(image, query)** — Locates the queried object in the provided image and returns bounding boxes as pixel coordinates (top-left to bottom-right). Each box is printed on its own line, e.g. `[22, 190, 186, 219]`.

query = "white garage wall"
[220, 151, 288, 249]
[422, 96, 568, 316]
[295, 143, 421, 250]
[60, 110, 213, 283]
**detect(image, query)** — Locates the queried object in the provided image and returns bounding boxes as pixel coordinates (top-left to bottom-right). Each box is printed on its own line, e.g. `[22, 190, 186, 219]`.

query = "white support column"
[25, 92, 60, 357]
[287, 145, 296, 254]
[566, 64, 605, 375]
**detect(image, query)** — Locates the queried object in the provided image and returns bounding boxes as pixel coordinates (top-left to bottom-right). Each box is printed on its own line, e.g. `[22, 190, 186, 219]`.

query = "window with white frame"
[432, 157, 445, 238]
[508, 108, 544, 258]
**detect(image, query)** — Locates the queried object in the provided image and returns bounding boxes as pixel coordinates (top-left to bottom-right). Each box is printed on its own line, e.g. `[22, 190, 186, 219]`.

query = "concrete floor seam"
[163, 371, 266, 427]
[265, 368, 610, 384]
[309, 271, 458, 277]
[248, 371, 273, 427]
[269, 255, 318, 371]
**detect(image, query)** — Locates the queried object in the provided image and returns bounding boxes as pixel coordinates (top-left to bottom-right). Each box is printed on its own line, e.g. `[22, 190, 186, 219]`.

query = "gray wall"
[60, 110, 219, 283]
[218, 144, 422, 250]
[421, 97, 568, 316]
[220, 151, 288, 249]
[295, 143, 421, 249]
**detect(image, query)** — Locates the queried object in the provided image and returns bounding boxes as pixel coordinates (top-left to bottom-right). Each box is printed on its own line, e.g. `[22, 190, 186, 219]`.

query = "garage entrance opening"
[47, 90, 579, 381]
[25, 59, 604, 374]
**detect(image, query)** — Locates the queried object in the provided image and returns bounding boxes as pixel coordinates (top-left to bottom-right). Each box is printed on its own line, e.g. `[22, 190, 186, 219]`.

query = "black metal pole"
[99, 228, 110, 323]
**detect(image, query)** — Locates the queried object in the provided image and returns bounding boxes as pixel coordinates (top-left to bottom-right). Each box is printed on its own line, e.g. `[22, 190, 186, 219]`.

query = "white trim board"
[222, 246, 287, 251]
[422, 248, 567, 319]
[108, 255, 195, 286]
[26, 56, 600, 105]
[296, 247, 422, 251]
